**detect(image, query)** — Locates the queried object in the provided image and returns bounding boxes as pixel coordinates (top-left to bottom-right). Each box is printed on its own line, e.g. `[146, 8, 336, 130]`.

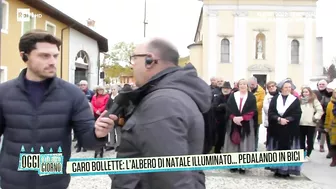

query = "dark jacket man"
[78, 80, 94, 102]
[0, 69, 106, 189]
[84, 89, 95, 102]
[213, 81, 232, 153]
[111, 64, 212, 189]
[203, 82, 221, 153]
[313, 79, 332, 155]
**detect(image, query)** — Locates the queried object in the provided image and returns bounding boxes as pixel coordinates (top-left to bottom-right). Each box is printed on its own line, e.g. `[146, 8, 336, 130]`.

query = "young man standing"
[0, 30, 116, 189]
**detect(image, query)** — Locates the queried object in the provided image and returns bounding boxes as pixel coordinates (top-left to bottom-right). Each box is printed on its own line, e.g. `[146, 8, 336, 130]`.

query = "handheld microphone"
[104, 94, 130, 117]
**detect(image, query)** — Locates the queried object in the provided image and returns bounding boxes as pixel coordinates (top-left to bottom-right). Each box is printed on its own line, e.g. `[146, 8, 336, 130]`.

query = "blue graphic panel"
[38, 154, 63, 175]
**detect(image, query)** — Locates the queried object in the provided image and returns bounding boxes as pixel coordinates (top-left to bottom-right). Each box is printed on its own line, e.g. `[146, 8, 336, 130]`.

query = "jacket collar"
[16, 68, 59, 95]
[119, 66, 181, 105]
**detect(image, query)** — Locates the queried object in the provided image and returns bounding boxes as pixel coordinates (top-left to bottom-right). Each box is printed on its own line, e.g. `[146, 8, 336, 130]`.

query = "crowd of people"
[1, 29, 335, 189]
[74, 80, 135, 158]
[74, 69, 336, 181]
[207, 76, 336, 178]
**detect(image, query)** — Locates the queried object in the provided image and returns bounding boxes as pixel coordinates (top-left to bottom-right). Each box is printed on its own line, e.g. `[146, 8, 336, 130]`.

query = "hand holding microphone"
[95, 94, 130, 138]
[95, 110, 118, 138]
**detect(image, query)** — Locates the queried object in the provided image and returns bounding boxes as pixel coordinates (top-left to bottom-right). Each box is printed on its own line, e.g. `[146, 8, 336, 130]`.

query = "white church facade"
[188, 0, 321, 88]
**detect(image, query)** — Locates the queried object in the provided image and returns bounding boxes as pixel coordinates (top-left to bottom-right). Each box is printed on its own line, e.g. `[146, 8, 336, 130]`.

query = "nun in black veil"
[266, 79, 302, 177]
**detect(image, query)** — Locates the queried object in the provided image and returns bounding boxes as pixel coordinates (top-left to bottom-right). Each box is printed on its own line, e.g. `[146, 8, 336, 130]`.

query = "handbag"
[231, 127, 241, 145]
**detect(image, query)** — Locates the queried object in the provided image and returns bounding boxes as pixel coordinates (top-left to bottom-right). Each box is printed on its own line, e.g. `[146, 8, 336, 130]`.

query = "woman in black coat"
[222, 79, 257, 174]
[213, 81, 232, 153]
[266, 79, 302, 178]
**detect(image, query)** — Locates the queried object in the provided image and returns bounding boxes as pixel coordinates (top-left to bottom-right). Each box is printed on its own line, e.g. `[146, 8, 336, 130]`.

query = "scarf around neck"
[320, 89, 332, 98]
[301, 96, 309, 104]
[111, 93, 118, 100]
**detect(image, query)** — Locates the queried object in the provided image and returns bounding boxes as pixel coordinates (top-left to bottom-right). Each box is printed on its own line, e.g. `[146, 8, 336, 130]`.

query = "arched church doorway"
[74, 50, 90, 85]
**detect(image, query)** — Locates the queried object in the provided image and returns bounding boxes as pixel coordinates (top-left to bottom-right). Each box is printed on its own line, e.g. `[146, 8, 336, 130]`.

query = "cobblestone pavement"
[68, 144, 323, 189]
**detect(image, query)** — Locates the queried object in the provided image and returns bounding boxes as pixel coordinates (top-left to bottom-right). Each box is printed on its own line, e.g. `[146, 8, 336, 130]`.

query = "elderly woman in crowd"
[105, 84, 133, 152]
[263, 81, 278, 144]
[222, 78, 257, 174]
[323, 88, 336, 167]
[105, 84, 120, 151]
[320, 80, 336, 158]
[267, 79, 302, 178]
[91, 86, 109, 158]
[106, 85, 119, 109]
[91, 86, 109, 118]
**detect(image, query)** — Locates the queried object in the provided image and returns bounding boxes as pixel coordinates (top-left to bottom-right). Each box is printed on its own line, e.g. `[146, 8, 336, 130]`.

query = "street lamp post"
[143, 0, 148, 38]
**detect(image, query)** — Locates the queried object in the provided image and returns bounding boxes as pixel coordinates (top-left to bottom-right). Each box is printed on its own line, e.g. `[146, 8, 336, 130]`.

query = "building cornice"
[187, 42, 202, 49]
[204, 4, 316, 12]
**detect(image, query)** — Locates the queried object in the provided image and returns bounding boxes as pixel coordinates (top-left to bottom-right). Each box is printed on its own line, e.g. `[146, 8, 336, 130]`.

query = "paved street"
[68, 126, 335, 189]
[300, 142, 336, 189]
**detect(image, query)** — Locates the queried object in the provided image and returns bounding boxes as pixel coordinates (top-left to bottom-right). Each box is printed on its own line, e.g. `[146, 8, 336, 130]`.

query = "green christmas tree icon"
[21, 145, 25, 152]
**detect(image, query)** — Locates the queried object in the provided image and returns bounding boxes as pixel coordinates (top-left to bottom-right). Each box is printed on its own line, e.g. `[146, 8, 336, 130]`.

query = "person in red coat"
[91, 86, 110, 157]
[91, 86, 110, 119]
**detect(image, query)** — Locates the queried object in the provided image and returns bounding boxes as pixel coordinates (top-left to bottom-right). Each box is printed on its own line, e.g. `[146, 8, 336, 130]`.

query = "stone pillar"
[274, 12, 288, 82]
[315, 37, 323, 76]
[207, 10, 218, 82]
[233, 11, 248, 81]
[303, 13, 314, 84]
[69, 64, 76, 84]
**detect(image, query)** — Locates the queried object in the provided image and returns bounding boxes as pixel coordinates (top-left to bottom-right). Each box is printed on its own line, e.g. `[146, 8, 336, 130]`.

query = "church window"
[220, 38, 230, 63]
[291, 39, 300, 64]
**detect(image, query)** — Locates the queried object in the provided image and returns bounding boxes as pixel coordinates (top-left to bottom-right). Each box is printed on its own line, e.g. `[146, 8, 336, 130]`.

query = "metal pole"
[143, 0, 147, 38]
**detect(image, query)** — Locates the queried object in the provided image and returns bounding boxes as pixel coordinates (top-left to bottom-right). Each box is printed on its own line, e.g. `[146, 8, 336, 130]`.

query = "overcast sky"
[43, 0, 202, 57]
[43, 0, 336, 65]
